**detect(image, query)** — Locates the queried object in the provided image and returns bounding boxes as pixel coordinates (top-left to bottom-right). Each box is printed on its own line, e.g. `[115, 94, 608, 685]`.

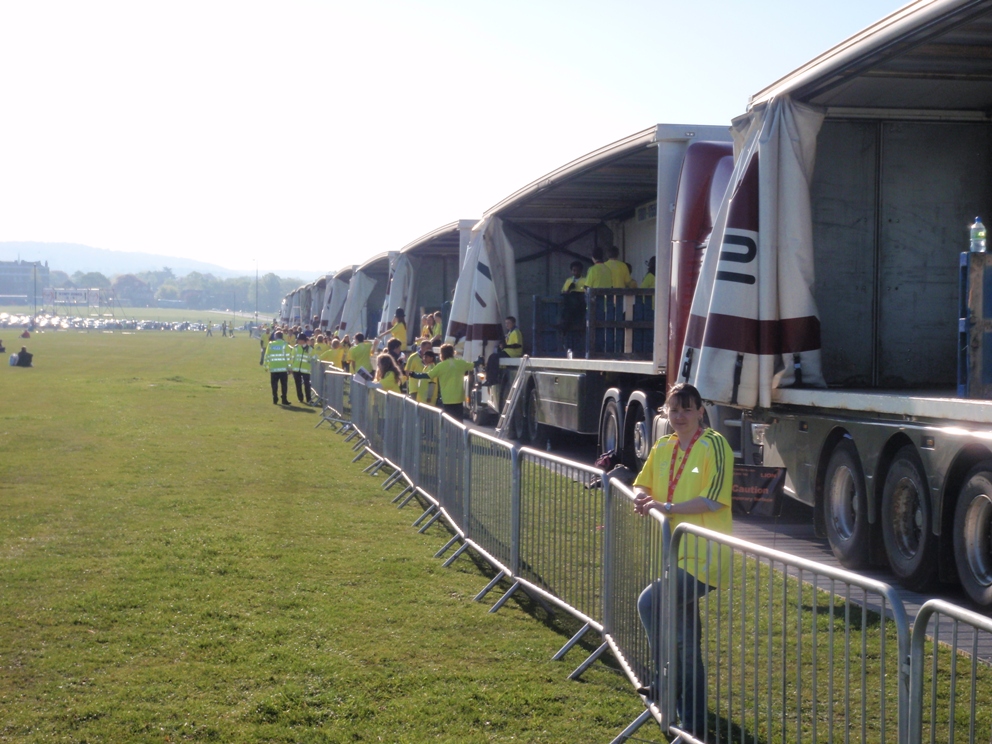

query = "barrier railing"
[465, 429, 517, 580]
[517, 448, 605, 629]
[662, 522, 910, 744]
[602, 480, 667, 717]
[319, 382, 992, 744]
[910, 599, 992, 744]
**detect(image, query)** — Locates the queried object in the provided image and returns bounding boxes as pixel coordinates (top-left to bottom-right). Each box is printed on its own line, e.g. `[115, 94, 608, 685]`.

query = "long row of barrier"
[316, 362, 992, 743]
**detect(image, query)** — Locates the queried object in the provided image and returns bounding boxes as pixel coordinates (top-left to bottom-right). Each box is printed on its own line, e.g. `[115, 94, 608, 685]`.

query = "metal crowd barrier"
[657, 522, 910, 744]
[464, 429, 518, 596]
[517, 448, 605, 632]
[318, 382, 992, 744]
[602, 479, 667, 725]
[910, 599, 992, 744]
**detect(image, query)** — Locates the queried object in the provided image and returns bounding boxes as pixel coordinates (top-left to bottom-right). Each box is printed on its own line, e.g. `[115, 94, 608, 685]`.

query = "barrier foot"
[552, 622, 591, 661]
[442, 542, 470, 567]
[417, 510, 443, 534]
[397, 489, 419, 510]
[352, 447, 370, 464]
[338, 422, 353, 435]
[474, 570, 505, 601]
[488, 580, 521, 613]
[382, 470, 403, 490]
[434, 535, 460, 558]
[567, 641, 608, 681]
[608, 708, 654, 744]
[362, 457, 384, 473]
[351, 437, 368, 452]
[344, 429, 359, 442]
[412, 505, 437, 527]
[392, 485, 414, 504]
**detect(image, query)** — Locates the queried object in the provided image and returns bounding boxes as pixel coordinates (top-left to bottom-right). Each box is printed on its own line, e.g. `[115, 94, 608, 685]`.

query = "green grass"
[0, 333, 656, 743]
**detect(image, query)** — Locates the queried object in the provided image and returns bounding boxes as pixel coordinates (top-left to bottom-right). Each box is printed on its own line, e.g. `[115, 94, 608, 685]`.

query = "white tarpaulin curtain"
[320, 276, 349, 331]
[379, 253, 419, 345]
[339, 271, 376, 338]
[445, 216, 519, 361]
[680, 96, 826, 408]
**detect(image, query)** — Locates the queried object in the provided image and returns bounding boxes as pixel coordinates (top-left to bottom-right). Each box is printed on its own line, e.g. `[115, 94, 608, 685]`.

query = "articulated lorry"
[453, 0, 992, 607]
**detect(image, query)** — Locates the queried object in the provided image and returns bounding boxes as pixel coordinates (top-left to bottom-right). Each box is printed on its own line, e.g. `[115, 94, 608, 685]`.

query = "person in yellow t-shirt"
[631, 383, 733, 735]
[320, 338, 347, 370]
[374, 353, 404, 393]
[376, 308, 408, 349]
[641, 256, 656, 290]
[346, 333, 374, 374]
[584, 246, 613, 289]
[561, 261, 587, 294]
[405, 339, 432, 401]
[431, 311, 443, 340]
[427, 344, 474, 421]
[606, 246, 637, 289]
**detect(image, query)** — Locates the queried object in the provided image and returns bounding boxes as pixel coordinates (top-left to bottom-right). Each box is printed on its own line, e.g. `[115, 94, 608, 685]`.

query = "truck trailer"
[451, 0, 992, 608]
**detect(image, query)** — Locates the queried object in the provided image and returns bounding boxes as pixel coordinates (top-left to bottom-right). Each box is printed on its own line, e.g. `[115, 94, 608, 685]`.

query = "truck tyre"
[599, 399, 621, 456]
[469, 388, 493, 426]
[953, 462, 992, 608]
[823, 439, 870, 569]
[525, 384, 549, 446]
[881, 445, 937, 591]
[623, 402, 650, 471]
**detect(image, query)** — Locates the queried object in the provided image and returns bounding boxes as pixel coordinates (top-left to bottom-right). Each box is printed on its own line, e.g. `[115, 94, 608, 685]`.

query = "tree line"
[49, 268, 305, 313]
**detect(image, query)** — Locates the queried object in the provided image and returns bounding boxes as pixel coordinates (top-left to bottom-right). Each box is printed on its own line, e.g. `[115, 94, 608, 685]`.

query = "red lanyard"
[668, 427, 703, 503]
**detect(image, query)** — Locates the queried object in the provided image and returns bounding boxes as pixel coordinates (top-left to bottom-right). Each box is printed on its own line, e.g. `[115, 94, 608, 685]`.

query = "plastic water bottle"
[970, 217, 987, 252]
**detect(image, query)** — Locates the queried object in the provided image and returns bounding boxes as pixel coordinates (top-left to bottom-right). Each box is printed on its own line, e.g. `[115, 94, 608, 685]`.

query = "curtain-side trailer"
[448, 124, 734, 459]
[679, 0, 992, 607]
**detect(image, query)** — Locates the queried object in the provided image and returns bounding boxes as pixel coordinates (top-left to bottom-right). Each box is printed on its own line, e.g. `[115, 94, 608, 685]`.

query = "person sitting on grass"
[15, 346, 33, 367]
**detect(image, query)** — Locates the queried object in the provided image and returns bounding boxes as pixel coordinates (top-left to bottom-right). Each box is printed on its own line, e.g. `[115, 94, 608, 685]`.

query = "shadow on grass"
[279, 405, 318, 414]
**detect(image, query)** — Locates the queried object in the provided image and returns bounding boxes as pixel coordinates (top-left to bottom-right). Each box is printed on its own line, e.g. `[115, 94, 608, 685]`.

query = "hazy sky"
[0, 0, 907, 276]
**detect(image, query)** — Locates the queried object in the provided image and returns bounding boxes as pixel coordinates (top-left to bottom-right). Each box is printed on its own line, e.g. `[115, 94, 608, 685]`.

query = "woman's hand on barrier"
[633, 490, 655, 516]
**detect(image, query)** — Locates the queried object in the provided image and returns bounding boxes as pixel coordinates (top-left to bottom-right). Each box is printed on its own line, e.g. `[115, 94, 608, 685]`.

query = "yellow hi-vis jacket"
[289, 344, 312, 374]
[264, 339, 290, 373]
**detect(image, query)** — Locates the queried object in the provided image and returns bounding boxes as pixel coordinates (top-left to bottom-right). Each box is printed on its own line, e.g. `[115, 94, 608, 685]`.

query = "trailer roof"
[751, 0, 992, 113]
[484, 126, 662, 223]
[355, 251, 390, 275]
[398, 219, 475, 257]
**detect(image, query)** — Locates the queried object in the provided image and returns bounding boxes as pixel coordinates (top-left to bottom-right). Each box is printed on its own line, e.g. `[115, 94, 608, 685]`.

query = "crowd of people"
[258, 308, 499, 417]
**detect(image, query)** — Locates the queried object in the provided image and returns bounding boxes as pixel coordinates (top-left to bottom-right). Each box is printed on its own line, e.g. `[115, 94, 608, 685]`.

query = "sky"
[0, 0, 908, 278]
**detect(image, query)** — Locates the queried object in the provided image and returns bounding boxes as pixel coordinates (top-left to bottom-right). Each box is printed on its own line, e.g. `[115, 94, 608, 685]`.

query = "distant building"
[0, 260, 49, 305]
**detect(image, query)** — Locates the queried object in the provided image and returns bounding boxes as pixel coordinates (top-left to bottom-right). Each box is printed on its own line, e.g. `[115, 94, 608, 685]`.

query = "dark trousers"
[270, 371, 288, 403]
[637, 569, 713, 737]
[293, 371, 311, 402]
[442, 402, 463, 421]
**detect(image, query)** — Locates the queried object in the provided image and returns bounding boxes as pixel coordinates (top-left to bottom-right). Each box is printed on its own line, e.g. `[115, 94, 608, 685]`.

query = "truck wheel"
[525, 384, 549, 446]
[953, 462, 992, 608]
[881, 445, 937, 591]
[599, 399, 621, 456]
[823, 439, 869, 569]
[623, 403, 649, 472]
[469, 388, 493, 426]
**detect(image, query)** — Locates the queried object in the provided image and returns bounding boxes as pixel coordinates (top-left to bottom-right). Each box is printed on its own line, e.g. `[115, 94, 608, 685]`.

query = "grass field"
[0, 306, 266, 323]
[0, 332, 657, 743]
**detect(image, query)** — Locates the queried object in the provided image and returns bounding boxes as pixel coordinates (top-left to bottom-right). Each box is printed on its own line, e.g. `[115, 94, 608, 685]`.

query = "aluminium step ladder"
[494, 355, 530, 440]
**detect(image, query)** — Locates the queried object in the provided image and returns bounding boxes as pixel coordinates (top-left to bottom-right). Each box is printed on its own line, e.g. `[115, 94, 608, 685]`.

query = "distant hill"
[0, 242, 321, 282]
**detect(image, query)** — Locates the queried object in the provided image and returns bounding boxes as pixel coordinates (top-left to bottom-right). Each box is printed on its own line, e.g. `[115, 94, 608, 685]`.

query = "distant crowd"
[259, 308, 524, 421]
